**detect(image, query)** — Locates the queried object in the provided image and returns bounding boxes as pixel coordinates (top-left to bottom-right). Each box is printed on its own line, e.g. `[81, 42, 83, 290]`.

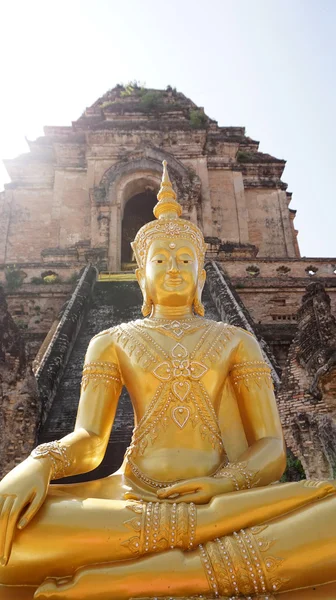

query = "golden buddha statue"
[0, 162, 336, 600]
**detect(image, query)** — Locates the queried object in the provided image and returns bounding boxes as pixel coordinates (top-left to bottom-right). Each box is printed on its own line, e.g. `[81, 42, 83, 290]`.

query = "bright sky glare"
[0, 0, 335, 257]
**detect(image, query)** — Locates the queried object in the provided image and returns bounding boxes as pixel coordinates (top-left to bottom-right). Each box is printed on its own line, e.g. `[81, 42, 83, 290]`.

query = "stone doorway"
[121, 190, 157, 269]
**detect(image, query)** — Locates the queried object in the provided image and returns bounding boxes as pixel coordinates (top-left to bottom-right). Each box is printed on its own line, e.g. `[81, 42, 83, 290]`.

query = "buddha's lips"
[165, 276, 184, 286]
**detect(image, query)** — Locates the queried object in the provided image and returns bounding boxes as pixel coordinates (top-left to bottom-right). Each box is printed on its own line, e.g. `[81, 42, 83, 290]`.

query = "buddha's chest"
[115, 318, 234, 400]
[113, 319, 235, 458]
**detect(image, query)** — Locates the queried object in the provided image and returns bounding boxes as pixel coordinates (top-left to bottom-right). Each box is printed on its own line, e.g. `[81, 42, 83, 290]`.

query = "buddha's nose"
[168, 256, 179, 273]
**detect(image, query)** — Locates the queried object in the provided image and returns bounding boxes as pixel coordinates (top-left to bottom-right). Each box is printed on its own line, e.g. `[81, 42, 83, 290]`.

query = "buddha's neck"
[150, 305, 194, 320]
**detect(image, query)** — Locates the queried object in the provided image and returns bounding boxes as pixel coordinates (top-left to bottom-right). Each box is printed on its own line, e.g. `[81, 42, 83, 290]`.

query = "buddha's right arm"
[36, 331, 123, 479]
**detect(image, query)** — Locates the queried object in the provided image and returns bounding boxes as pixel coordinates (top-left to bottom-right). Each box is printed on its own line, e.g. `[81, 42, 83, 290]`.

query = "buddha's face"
[143, 238, 200, 307]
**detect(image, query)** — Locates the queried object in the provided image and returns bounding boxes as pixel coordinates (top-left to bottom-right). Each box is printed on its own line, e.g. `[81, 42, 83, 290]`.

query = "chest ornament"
[151, 343, 209, 430]
[153, 343, 208, 403]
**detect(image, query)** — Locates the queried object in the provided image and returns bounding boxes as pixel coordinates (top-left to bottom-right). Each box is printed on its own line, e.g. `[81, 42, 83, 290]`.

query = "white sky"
[0, 0, 335, 257]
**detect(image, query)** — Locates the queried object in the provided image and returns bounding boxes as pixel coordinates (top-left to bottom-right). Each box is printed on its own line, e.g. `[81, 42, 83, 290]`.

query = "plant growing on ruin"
[189, 109, 207, 129]
[246, 265, 260, 277]
[166, 85, 177, 94]
[31, 273, 62, 284]
[5, 266, 26, 291]
[43, 274, 61, 284]
[16, 319, 28, 329]
[100, 100, 115, 109]
[139, 91, 161, 111]
[236, 150, 255, 163]
[120, 81, 145, 97]
[281, 451, 306, 482]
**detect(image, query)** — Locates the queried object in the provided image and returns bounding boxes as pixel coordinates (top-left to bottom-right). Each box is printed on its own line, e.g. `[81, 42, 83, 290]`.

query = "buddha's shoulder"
[83, 327, 118, 363]
[91, 319, 143, 345]
[214, 321, 258, 346]
[224, 324, 263, 357]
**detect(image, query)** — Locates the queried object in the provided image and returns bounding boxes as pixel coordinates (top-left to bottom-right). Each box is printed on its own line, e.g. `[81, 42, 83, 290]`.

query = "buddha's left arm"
[223, 330, 286, 487]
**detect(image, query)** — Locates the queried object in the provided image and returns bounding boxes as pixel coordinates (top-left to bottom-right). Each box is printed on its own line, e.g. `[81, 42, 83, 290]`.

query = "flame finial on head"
[153, 160, 182, 219]
[131, 160, 206, 272]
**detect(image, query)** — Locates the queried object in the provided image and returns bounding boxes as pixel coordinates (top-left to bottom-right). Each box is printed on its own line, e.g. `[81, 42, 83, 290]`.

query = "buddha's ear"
[135, 268, 153, 317]
[199, 268, 206, 291]
[194, 269, 206, 316]
[135, 268, 145, 290]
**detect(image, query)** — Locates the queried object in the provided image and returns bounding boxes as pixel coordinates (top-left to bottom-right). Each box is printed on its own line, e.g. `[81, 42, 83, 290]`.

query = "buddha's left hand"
[156, 476, 233, 504]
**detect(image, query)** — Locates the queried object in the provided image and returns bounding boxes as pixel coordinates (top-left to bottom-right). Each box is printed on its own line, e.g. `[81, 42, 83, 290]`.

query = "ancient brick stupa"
[1, 83, 336, 479]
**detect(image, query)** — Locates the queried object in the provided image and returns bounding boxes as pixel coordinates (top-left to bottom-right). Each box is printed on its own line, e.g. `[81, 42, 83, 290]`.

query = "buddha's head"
[131, 161, 206, 317]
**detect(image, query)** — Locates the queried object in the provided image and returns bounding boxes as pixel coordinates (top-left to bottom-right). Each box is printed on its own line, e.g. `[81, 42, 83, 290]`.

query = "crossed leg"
[0, 479, 335, 591]
[35, 494, 336, 599]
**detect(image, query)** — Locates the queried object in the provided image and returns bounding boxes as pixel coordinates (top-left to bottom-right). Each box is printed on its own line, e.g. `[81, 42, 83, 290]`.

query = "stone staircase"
[38, 280, 141, 480]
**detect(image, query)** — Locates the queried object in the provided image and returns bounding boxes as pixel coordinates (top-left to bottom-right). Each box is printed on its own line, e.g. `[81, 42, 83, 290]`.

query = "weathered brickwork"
[1, 85, 335, 368]
[0, 287, 39, 478]
[278, 282, 336, 478]
[0, 86, 298, 274]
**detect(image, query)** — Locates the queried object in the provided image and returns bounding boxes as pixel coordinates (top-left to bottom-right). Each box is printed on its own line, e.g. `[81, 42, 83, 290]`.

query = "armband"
[81, 360, 122, 391]
[230, 360, 273, 389]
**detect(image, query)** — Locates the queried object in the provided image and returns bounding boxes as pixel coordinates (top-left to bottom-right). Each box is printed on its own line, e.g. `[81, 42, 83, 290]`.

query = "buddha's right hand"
[0, 455, 52, 566]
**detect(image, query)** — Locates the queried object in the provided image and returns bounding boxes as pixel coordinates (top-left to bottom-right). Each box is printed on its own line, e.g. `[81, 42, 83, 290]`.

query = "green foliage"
[120, 80, 145, 97]
[281, 451, 306, 483]
[186, 165, 197, 182]
[31, 274, 62, 285]
[189, 109, 207, 129]
[100, 100, 115, 109]
[235, 282, 245, 289]
[166, 85, 177, 94]
[16, 319, 28, 329]
[43, 274, 61, 284]
[139, 91, 161, 111]
[236, 150, 255, 163]
[246, 265, 260, 277]
[5, 266, 26, 291]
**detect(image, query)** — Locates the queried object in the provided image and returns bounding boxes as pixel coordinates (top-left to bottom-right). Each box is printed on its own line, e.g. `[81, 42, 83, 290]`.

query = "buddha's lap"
[49, 471, 129, 501]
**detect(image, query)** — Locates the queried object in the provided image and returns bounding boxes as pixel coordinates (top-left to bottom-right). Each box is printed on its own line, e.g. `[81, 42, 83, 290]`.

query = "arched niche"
[121, 188, 157, 268]
[107, 169, 161, 271]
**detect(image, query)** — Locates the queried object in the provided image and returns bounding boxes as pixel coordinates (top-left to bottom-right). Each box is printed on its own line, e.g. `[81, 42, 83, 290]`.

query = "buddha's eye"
[157, 259, 163, 264]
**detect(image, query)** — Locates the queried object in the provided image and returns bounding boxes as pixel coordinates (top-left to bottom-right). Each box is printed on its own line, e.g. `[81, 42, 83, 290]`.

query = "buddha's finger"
[18, 491, 42, 529]
[0, 497, 5, 519]
[174, 491, 210, 504]
[34, 578, 59, 599]
[124, 491, 187, 504]
[0, 495, 16, 566]
[124, 491, 155, 502]
[158, 482, 198, 498]
[0, 497, 6, 547]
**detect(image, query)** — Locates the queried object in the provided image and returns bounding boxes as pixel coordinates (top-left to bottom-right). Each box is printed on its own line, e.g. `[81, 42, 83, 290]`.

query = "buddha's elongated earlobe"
[142, 288, 153, 317]
[193, 269, 206, 316]
[135, 268, 153, 317]
[193, 288, 205, 316]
